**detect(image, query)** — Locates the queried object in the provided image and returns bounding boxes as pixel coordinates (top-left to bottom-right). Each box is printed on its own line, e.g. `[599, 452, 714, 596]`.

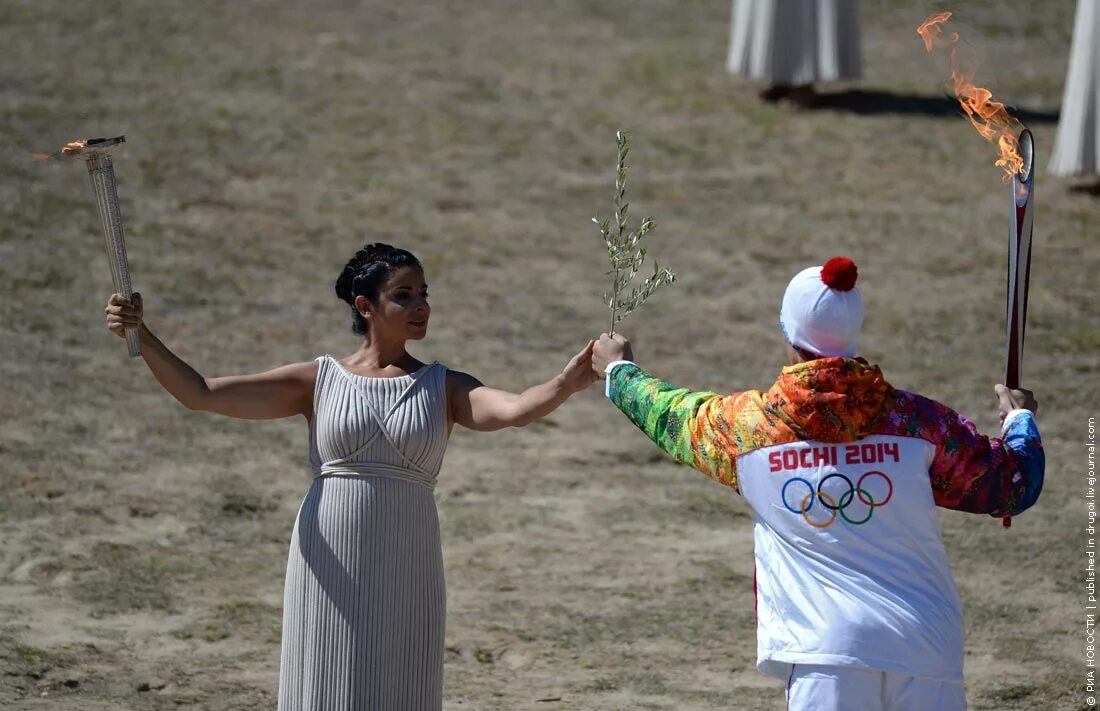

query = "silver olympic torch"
[1001, 128, 1035, 529]
[1005, 128, 1034, 393]
[62, 136, 140, 358]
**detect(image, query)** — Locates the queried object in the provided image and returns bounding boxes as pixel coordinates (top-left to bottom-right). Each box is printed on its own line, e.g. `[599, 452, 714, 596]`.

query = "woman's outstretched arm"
[447, 341, 598, 432]
[106, 292, 316, 420]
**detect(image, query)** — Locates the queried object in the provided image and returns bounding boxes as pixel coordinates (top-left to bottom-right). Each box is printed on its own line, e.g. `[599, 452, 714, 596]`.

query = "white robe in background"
[727, 0, 862, 85]
[1049, 0, 1099, 177]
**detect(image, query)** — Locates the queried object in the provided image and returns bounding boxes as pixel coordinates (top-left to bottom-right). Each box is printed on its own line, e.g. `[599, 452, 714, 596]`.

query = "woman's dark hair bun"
[335, 243, 422, 335]
[335, 243, 387, 305]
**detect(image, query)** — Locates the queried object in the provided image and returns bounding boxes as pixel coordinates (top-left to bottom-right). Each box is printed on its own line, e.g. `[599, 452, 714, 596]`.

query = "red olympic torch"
[915, 12, 1035, 530]
[1002, 128, 1034, 529]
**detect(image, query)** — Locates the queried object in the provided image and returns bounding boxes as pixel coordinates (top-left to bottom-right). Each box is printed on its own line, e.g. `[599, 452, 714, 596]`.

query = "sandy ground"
[1, 0, 1096, 708]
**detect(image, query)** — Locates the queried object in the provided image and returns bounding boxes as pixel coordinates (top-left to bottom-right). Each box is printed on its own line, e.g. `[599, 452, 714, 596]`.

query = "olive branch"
[593, 130, 675, 335]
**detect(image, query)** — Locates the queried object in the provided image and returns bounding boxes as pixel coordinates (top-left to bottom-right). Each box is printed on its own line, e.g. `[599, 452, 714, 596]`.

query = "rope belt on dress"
[316, 462, 436, 492]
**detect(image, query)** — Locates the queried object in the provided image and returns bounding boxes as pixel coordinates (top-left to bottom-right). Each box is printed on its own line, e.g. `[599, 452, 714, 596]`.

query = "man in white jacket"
[592, 257, 1044, 711]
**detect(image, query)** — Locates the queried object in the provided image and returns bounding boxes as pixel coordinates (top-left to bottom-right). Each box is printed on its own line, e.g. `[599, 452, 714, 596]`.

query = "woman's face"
[356, 266, 431, 341]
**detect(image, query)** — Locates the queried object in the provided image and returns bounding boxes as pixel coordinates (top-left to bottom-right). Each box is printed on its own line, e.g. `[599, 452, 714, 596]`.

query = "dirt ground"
[2, 0, 1096, 708]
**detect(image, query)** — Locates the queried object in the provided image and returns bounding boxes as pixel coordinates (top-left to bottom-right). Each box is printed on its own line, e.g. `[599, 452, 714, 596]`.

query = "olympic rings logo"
[780, 471, 893, 528]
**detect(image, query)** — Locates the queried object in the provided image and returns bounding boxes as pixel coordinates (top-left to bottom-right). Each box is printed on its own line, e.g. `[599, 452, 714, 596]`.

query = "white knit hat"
[780, 257, 864, 358]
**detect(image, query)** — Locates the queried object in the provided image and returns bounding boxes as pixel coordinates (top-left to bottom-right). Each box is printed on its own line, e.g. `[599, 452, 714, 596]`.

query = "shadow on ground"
[808, 88, 1060, 125]
[1068, 179, 1100, 196]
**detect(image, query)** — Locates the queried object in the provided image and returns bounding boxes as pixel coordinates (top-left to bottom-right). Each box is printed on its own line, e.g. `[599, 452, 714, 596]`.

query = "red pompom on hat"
[820, 256, 858, 291]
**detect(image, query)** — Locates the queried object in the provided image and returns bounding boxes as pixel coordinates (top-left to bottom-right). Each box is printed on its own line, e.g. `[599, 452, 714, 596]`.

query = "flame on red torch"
[917, 11, 1025, 181]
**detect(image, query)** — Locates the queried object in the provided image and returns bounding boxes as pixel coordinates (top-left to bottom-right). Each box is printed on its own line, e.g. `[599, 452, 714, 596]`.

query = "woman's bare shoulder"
[270, 359, 322, 380]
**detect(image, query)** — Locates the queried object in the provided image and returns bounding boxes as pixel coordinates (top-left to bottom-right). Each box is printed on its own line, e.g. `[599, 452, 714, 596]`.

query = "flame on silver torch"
[1001, 128, 1034, 529]
[63, 136, 140, 357]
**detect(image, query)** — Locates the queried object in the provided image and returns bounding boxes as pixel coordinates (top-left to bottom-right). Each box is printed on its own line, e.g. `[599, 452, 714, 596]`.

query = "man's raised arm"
[594, 334, 740, 491]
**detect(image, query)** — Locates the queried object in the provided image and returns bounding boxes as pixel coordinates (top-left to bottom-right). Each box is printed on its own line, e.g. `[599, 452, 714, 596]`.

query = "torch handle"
[86, 155, 141, 358]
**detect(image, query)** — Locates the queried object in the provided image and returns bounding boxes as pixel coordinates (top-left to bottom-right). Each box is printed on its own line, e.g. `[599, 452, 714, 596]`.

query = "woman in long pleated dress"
[1049, 0, 1099, 181]
[104, 243, 598, 710]
[727, 0, 862, 107]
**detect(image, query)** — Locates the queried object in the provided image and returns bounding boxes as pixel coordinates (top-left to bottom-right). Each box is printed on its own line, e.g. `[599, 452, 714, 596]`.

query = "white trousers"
[786, 664, 966, 711]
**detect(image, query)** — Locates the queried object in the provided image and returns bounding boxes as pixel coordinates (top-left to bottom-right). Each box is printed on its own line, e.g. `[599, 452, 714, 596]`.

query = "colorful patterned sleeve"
[607, 363, 740, 492]
[890, 392, 1044, 516]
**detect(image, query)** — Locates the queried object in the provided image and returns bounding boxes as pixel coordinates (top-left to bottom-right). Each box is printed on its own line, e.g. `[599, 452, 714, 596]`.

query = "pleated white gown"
[1049, 0, 1100, 177]
[727, 0, 862, 85]
[279, 356, 449, 711]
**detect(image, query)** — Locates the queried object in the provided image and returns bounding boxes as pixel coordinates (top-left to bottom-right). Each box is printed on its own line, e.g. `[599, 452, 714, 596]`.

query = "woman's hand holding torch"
[105, 292, 144, 342]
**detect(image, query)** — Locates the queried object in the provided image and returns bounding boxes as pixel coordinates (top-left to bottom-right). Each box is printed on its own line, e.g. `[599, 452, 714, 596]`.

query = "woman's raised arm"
[106, 292, 316, 420]
[446, 341, 597, 432]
